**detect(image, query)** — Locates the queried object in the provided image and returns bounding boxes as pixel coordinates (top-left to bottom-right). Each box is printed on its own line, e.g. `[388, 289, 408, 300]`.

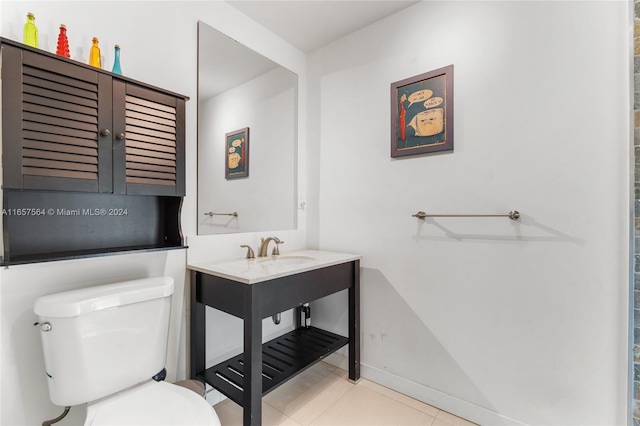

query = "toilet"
[33, 276, 221, 426]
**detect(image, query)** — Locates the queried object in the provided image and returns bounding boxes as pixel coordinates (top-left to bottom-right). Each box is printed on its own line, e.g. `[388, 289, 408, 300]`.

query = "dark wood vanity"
[189, 252, 360, 426]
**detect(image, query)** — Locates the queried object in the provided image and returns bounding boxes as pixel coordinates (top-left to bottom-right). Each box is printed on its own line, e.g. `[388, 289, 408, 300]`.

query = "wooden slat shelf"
[198, 327, 348, 405]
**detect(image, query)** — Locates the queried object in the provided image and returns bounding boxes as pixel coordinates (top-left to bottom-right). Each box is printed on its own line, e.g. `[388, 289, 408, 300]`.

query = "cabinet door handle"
[99, 128, 111, 136]
[115, 133, 126, 141]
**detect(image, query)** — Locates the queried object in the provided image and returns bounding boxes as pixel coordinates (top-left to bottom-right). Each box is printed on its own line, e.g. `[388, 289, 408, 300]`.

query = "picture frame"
[390, 65, 454, 158]
[225, 127, 249, 179]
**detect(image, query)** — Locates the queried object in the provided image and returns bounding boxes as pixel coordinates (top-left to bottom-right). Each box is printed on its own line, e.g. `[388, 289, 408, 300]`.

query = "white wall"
[309, 1, 631, 425]
[0, 1, 307, 424]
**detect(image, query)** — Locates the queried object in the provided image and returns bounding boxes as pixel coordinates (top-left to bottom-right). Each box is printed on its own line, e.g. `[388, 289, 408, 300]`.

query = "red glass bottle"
[56, 25, 70, 58]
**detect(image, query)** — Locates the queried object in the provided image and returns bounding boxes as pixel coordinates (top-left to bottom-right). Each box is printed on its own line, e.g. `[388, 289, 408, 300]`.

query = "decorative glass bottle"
[56, 25, 70, 58]
[23, 12, 39, 48]
[112, 45, 122, 75]
[89, 37, 101, 68]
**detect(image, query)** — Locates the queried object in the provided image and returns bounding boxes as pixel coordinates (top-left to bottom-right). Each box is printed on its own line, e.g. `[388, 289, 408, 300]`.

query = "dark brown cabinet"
[1, 39, 185, 196]
[112, 82, 185, 196]
[0, 38, 188, 264]
[2, 41, 113, 193]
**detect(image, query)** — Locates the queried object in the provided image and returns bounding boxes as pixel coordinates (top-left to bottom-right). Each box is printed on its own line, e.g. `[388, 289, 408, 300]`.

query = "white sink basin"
[256, 255, 315, 266]
[188, 250, 361, 284]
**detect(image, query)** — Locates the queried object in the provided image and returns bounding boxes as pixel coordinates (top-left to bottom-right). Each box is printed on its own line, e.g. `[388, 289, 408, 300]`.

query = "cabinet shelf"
[1, 190, 184, 265]
[1, 244, 186, 267]
[197, 327, 348, 405]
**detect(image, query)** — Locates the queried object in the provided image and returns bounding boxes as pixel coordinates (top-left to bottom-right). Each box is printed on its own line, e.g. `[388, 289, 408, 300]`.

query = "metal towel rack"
[204, 211, 238, 217]
[412, 210, 520, 220]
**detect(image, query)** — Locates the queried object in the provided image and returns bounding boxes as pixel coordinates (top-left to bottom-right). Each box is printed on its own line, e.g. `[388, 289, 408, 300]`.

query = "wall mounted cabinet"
[1, 40, 185, 196]
[0, 38, 188, 264]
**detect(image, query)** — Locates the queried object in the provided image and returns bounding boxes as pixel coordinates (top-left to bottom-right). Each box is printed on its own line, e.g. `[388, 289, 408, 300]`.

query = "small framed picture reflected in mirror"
[225, 127, 249, 179]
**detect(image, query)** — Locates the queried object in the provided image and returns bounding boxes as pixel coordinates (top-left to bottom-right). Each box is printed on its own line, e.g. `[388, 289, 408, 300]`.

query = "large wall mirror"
[197, 21, 298, 235]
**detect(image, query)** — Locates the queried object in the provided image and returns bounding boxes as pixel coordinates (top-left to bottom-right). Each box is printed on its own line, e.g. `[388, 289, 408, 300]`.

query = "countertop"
[187, 249, 361, 284]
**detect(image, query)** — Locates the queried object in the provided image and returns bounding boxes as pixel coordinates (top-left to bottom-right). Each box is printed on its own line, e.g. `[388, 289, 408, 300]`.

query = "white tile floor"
[213, 362, 477, 426]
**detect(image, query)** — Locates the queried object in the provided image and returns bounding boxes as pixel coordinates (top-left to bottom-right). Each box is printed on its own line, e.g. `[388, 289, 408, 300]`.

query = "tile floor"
[213, 361, 477, 426]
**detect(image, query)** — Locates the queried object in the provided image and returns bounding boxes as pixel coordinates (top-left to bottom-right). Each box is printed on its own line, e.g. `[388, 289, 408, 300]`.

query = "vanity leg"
[348, 260, 361, 382]
[190, 271, 206, 380]
[243, 287, 262, 426]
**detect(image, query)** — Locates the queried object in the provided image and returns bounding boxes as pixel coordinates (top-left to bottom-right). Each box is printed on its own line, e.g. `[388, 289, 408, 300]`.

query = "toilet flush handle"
[33, 321, 52, 332]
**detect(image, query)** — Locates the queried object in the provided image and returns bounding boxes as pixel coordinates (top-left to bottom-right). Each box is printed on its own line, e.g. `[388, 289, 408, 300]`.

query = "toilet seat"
[85, 380, 221, 425]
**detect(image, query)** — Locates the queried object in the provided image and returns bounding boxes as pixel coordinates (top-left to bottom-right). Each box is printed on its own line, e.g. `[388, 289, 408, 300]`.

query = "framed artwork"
[225, 127, 249, 179]
[391, 65, 454, 158]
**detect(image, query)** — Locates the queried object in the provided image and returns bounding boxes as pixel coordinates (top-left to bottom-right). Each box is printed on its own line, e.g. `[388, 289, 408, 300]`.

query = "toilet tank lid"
[34, 276, 175, 318]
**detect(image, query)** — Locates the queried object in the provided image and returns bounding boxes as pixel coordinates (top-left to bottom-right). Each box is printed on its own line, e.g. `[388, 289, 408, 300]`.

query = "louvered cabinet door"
[1, 44, 113, 192]
[112, 81, 185, 196]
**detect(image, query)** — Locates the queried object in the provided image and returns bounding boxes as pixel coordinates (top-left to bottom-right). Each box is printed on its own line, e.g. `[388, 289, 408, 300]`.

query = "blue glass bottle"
[112, 45, 122, 75]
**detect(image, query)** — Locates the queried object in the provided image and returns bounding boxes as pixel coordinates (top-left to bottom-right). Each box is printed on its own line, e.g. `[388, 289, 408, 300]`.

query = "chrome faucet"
[258, 236, 284, 257]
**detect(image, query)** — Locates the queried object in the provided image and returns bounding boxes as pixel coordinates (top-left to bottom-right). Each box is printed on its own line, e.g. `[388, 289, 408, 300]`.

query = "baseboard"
[323, 353, 526, 426]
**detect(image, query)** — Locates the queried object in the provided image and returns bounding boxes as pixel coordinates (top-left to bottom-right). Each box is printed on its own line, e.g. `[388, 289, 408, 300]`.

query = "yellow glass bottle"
[23, 12, 39, 48]
[89, 37, 101, 68]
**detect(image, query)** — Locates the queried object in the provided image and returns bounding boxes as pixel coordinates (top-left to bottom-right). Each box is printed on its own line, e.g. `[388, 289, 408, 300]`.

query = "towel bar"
[204, 211, 238, 217]
[412, 210, 520, 220]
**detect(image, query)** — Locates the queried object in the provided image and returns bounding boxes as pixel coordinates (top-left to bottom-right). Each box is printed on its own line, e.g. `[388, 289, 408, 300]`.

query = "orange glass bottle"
[89, 37, 101, 68]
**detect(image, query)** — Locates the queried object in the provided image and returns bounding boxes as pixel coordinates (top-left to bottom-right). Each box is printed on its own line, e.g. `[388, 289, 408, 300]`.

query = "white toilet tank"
[34, 276, 175, 407]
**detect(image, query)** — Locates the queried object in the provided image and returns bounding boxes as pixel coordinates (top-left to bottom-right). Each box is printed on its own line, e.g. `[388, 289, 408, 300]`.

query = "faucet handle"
[272, 239, 285, 255]
[240, 244, 255, 259]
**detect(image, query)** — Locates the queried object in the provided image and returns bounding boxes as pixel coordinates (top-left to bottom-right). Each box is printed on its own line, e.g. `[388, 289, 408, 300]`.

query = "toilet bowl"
[34, 276, 220, 426]
[85, 380, 218, 425]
